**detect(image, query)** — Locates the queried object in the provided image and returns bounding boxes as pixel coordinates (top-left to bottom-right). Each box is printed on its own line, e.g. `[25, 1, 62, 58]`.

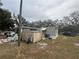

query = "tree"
[58, 11, 79, 34]
[18, 15, 25, 25]
[0, 8, 14, 31]
[30, 19, 57, 28]
[0, 0, 3, 7]
[70, 11, 79, 25]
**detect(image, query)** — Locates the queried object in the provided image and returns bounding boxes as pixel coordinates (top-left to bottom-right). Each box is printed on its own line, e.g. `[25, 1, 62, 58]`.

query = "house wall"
[22, 29, 42, 43]
[33, 31, 42, 42]
[22, 29, 32, 42]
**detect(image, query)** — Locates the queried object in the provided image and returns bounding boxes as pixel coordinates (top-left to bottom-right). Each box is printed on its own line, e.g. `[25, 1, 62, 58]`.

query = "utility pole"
[18, 0, 23, 46]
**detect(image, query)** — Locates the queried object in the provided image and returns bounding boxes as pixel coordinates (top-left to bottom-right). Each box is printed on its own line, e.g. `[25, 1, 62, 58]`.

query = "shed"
[22, 27, 42, 43]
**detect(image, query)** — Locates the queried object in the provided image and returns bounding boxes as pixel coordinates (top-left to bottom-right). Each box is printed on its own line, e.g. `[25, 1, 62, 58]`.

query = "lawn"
[0, 35, 79, 59]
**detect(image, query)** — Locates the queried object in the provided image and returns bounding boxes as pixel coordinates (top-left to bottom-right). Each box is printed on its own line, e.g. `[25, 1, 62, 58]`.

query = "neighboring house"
[41, 25, 58, 39]
[45, 26, 58, 39]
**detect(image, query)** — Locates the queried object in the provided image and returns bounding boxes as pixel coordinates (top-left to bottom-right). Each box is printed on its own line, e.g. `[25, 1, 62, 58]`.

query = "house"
[45, 26, 58, 39]
[22, 26, 42, 43]
[22, 25, 58, 43]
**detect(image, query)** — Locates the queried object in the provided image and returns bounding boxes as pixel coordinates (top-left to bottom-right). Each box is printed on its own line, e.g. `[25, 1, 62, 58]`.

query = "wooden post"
[18, 0, 23, 46]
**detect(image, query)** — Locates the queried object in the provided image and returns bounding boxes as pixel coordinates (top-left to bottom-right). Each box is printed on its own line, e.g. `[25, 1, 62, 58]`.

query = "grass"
[0, 35, 79, 59]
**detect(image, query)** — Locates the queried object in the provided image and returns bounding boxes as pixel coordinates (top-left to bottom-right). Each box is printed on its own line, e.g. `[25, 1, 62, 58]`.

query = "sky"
[2, 0, 79, 21]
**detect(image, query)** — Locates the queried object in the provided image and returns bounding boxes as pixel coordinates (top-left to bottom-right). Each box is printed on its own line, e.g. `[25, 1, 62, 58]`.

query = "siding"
[22, 29, 42, 43]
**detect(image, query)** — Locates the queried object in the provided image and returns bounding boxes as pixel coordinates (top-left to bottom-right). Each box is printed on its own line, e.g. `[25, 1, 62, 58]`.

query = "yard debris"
[0, 40, 3, 44]
[38, 42, 48, 46]
[7, 34, 18, 42]
[74, 43, 79, 46]
[0, 39, 8, 44]
[37, 42, 48, 49]
[6, 31, 18, 42]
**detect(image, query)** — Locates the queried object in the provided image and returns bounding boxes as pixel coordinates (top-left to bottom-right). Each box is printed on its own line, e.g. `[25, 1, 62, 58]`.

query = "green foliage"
[58, 11, 79, 34]
[30, 20, 57, 27]
[0, 8, 14, 31]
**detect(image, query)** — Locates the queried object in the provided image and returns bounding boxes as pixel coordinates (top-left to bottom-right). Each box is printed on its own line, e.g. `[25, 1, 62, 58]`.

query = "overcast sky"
[2, 0, 79, 21]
